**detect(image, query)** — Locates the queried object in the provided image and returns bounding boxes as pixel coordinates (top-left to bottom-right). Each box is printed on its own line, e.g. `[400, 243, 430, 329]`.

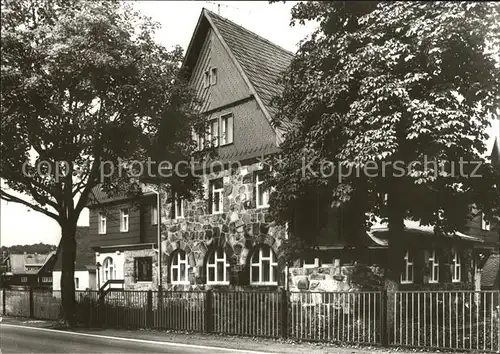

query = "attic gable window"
[203, 67, 217, 88]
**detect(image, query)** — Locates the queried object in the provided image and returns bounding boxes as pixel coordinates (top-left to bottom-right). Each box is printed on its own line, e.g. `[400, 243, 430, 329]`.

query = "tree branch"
[0, 190, 59, 221]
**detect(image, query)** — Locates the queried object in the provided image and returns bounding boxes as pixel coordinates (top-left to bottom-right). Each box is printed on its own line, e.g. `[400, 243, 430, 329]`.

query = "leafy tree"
[270, 2, 500, 279]
[1, 0, 202, 325]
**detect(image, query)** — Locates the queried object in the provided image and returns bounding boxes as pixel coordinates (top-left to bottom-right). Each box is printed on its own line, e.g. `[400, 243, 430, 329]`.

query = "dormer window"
[481, 213, 490, 231]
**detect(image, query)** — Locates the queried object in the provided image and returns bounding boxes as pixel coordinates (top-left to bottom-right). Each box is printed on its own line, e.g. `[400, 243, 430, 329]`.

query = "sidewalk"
[0, 316, 442, 354]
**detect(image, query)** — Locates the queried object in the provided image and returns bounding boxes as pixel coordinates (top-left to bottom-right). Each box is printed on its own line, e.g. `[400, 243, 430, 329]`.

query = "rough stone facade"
[158, 161, 287, 290]
[123, 248, 158, 291]
[288, 260, 385, 294]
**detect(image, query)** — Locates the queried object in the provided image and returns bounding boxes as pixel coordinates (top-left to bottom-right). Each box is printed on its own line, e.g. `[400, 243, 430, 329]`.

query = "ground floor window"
[135, 257, 153, 282]
[452, 249, 461, 283]
[171, 250, 189, 284]
[400, 250, 414, 284]
[250, 245, 278, 285]
[103, 257, 115, 282]
[206, 249, 229, 284]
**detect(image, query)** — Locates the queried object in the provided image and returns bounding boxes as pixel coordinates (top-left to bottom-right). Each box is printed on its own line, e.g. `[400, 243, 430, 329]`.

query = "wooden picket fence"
[1, 288, 498, 352]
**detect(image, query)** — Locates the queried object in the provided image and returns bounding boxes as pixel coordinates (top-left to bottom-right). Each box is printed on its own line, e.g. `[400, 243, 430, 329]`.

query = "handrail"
[99, 279, 124, 299]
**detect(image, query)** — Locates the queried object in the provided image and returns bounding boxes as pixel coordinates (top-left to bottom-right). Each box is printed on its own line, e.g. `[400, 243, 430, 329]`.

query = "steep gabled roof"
[53, 227, 95, 272]
[491, 137, 499, 166]
[183, 8, 294, 144]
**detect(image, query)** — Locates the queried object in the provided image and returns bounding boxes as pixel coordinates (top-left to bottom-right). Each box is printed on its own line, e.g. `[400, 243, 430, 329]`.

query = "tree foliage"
[1, 0, 203, 324]
[270, 2, 500, 270]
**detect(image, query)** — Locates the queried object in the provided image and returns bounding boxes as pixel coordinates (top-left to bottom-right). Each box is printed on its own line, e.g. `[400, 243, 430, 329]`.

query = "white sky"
[0, 1, 498, 247]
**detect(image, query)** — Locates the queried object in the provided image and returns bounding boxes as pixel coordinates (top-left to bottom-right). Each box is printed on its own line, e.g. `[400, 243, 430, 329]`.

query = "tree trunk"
[60, 222, 77, 327]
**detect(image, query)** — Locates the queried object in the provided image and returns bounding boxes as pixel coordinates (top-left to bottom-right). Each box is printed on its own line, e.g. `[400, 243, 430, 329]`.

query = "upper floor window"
[428, 250, 439, 283]
[120, 208, 129, 232]
[170, 250, 189, 284]
[98, 213, 106, 234]
[400, 250, 414, 284]
[206, 249, 229, 285]
[174, 198, 184, 219]
[208, 119, 219, 147]
[209, 178, 223, 214]
[250, 245, 278, 285]
[135, 257, 153, 282]
[151, 204, 158, 225]
[452, 249, 461, 283]
[481, 213, 490, 231]
[220, 113, 233, 145]
[255, 172, 269, 208]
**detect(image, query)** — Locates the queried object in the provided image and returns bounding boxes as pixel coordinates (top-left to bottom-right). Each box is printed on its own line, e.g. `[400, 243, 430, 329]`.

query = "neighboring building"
[86, 8, 487, 294]
[481, 253, 499, 290]
[1, 251, 56, 289]
[88, 188, 159, 290]
[52, 226, 97, 292]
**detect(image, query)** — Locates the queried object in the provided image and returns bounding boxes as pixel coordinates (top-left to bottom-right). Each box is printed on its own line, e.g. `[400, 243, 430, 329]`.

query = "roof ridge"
[203, 8, 294, 58]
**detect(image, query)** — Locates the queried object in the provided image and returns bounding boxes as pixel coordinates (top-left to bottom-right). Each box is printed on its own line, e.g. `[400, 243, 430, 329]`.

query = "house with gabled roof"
[86, 8, 487, 294]
[1, 251, 56, 289]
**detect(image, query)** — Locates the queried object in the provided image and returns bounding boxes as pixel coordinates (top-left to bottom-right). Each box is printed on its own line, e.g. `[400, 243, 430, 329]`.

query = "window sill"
[136, 281, 152, 284]
[175, 217, 185, 220]
[98, 232, 106, 235]
[171, 282, 190, 285]
[428, 280, 439, 284]
[256, 205, 269, 210]
[207, 282, 230, 286]
[250, 282, 278, 286]
[120, 230, 129, 233]
[452, 280, 461, 283]
[400, 281, 413, 284]
[211, 212, 223, 215]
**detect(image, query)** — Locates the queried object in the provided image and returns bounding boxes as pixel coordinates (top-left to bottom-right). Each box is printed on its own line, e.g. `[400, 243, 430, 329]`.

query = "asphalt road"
[0, 324, 267, 354]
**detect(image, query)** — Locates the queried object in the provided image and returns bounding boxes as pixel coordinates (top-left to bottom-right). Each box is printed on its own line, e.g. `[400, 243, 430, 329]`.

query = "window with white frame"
[250, 245, 278, 285]
[210, 67, 217, 85]
[220, 113, 234, 145]
[21, 277, 27, 283]
[98, 213, 106, 234]
[120, 208, 129, 232]
[42, 277, 52, 283]
[151, 204, 158, 225]
[400, 250, 414, 284]
[103, 257, 115, 282]
[203, 70, 210, 88]
[193, 131, 205, 151]
[74, 277, 79, 289]
[170, 250, 189, 284]
[206, 249, 229, 284]
[481, 213, 491, 231]
[302, 256, 320, 268]
[452, 249, 461, 282]
[255, 172, 269, 208]
[209, 178, 223, 214]
[174, 198, 184, 219]
[208, 119, 219, 147]
[428, 250, 439, 283]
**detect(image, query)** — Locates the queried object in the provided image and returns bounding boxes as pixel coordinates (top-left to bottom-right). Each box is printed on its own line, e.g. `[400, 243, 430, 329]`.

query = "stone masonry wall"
[289, 260, 385, 294]
[123, 248, 158, 290]
[159, 162, 287, 290]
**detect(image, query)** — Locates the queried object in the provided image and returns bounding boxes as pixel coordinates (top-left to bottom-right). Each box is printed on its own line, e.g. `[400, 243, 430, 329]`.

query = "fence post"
[29, 288, 34, 318]
[380, 289, 388, 346]
[146, 290, 153, 328]
[281, 288, 289, 339]
[2, 289, 6, 316]
[205, 289, 213, 333]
